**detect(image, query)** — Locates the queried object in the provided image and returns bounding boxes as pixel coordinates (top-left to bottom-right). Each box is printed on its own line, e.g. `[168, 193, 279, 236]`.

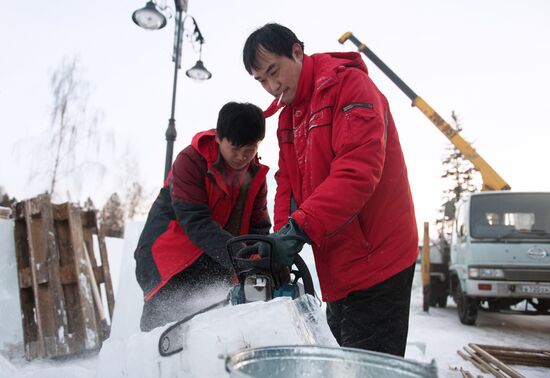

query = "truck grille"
[504, 268, 550, 282]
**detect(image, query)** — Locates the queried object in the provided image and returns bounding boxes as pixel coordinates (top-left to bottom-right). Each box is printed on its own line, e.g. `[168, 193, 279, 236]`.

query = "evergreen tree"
[436, 111, 480, 239]
[83, 196, 95, 211]
[101, 193, 125, 238]
[0, 186, 17, 208]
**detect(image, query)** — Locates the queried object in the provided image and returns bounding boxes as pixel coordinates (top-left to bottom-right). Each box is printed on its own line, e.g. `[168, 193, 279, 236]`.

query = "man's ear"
[215, 135, 221, 144]
[292, 43, 304, 62]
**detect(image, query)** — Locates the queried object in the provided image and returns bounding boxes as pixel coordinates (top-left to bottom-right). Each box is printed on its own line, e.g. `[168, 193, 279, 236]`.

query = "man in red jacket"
[243, 24, 418, 356]
[135, 102, 271, 332]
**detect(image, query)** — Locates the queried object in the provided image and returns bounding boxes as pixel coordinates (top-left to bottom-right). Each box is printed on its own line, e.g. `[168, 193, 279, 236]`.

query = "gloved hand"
[272, 262, 291, 285]
[260, 218, 311, 266]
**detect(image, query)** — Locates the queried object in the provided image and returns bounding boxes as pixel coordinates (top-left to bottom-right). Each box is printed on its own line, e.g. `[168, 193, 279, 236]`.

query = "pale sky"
[1, 0, 549, 235]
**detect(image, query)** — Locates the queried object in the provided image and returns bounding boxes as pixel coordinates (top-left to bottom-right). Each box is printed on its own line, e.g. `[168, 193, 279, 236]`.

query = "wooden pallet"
[13, 194, 114, 360]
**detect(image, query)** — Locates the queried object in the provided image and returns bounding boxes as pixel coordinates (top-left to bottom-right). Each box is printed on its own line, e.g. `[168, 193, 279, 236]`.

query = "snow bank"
[0, 353, 18, 378]
[108, 221, 145, 339]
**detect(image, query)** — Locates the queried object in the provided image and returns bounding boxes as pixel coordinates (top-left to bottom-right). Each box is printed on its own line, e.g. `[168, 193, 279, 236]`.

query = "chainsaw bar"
[158, 299, 227, 357]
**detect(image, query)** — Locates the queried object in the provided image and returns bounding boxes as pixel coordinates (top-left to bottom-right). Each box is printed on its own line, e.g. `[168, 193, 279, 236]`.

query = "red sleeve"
[292, 69, 387, 245]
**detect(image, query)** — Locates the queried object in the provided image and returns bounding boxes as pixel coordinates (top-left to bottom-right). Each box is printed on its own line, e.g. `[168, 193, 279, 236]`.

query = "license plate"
[520, 285, 550, 294]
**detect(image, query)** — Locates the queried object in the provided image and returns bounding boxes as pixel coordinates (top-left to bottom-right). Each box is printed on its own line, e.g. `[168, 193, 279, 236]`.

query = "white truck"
[431, 191, 550, 324]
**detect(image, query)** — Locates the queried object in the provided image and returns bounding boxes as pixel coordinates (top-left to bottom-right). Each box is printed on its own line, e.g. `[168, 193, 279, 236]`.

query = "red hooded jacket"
[134, 130, 270, 300]
[270, 52, 418, 302]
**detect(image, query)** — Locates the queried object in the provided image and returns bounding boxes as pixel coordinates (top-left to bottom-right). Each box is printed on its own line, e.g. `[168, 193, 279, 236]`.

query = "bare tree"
[47, 56, 104, 196]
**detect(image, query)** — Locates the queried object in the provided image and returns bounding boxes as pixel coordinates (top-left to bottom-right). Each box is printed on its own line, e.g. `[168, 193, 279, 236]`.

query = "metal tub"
[226, 345, 438, 378]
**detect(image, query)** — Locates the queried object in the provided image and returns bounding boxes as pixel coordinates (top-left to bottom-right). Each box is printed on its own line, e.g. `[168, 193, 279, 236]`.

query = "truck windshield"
[470, 193, 550, 240]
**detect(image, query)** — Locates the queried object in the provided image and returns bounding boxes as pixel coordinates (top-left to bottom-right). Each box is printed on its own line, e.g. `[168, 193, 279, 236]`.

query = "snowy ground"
[1, 220, 549, 377]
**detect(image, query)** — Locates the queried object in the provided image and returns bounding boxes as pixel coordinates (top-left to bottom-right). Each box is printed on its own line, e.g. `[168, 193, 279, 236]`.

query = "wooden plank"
[55, 202, 89, 355]
[97, 223, 115, 320]
[83, 242, 109, 341]
[23, 199, 45, 359]
[477, 344, 550, 354]
[470, 344, 525, 378]
[66, 203, 100, 350]
[39, 195, 70, 357]
[463, 345, 507, 378]
[18, 267, 32, 288]
[80, 209, 115, 322]
[13, 212, 37, 359]
[23, 195, 71, 359]
[59, 264, 77, 284]
[475, 344, 550, 368]
[92, 267, 105, 283]
[458, 349, 490, 374]
[80, 210, 103, 335]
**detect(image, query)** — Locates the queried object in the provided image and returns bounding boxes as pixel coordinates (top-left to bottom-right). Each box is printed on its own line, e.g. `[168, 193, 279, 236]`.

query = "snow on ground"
[1, 220, 549, 377]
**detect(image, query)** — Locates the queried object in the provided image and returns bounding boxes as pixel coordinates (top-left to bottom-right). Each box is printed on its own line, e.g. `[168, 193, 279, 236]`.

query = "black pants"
[140, 254, 233, 332]
[326, 263, 415, 357]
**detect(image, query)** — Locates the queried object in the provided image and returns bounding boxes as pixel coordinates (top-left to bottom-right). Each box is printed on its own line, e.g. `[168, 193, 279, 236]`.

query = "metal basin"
[226, 345, 438, 378]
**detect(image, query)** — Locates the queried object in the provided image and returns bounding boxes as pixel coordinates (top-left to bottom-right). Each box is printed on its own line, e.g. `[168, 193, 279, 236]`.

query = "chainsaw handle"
[226, 235, 275, 258]
[235, 244, 262, 259]
[227, 234, 274, 245]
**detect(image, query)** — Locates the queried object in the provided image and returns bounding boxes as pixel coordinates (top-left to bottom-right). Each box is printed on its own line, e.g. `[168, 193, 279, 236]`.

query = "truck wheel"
[457, 292, 478, 325]
[429, 280, 448, 308]
[436, 295, 448, 308]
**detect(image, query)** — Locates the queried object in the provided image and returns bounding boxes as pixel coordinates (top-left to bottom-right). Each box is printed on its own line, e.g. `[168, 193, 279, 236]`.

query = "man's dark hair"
[216, 102, 265, 147]
[243, 23, 304, 74]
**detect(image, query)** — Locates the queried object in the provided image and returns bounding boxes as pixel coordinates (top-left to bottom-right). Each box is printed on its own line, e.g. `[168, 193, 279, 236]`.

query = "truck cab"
[449, 192, 550, 324]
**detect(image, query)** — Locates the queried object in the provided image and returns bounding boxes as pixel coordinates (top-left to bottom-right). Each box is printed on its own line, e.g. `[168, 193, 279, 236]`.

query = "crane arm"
[338, 32, 510, 191]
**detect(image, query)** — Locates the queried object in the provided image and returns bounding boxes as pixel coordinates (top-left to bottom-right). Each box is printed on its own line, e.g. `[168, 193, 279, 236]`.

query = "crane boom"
[338, 32, 510, 191]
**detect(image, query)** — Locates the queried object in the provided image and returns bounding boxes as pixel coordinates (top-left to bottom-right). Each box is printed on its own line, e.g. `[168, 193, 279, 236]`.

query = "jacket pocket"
[324, 216, 370, 259]
[308, 106, 333, 132]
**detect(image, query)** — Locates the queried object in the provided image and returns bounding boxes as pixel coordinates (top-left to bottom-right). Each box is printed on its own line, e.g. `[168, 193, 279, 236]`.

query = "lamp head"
[132, 1, 167, 30]
[186, 60, 212, 80]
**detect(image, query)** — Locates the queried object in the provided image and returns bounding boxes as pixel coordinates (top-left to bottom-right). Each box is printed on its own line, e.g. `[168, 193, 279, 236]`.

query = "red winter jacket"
[134, 130, 270, 300]
[270, 53, 418, 302]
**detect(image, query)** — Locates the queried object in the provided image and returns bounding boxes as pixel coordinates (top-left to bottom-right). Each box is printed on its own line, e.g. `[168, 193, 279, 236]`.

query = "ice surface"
[0, 219, 23, 350]
[97, 295, 337, 378]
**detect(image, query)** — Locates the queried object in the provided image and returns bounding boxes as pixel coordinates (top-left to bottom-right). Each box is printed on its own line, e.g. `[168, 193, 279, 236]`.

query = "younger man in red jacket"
[243, 24, 418, 356]
[135, 102, 271, 332]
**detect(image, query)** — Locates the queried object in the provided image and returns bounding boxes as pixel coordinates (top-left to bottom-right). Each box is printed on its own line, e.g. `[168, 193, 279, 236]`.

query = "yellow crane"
[339, 32, 510, 191]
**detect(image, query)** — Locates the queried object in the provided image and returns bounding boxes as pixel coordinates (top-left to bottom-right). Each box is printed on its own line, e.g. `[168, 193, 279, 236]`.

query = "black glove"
[260, 218, 311, 266]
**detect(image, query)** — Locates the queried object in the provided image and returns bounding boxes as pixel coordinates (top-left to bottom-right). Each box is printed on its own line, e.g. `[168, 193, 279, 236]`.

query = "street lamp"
[132, 0, 212, 181]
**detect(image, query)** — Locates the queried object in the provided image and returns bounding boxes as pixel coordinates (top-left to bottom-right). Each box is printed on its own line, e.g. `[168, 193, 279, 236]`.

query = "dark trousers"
[326, 263, 415, 357]
[140, 254, 233, 332]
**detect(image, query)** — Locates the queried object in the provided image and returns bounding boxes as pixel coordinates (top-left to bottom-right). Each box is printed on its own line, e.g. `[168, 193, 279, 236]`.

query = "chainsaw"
[226, 234, 314, 304]
[158, 234, 315, 356]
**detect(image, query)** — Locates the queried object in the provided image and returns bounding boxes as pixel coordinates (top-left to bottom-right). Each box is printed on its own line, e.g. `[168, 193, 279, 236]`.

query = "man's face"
[250, 43, 304, 105]
[216, 136, 259, 170]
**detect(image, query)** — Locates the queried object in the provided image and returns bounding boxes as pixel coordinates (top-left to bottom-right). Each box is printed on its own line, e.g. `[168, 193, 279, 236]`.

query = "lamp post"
[132, 0, 212, 181]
